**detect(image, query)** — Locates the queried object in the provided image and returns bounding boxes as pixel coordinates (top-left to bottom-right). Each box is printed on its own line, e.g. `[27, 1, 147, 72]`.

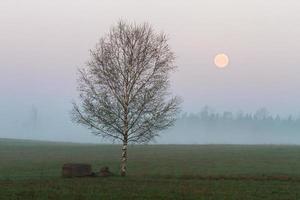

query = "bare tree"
[72, 21, 181, 176]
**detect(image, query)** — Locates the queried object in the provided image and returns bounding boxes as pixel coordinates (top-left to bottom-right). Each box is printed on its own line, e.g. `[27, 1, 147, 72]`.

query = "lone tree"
[72, 21, 181, 176]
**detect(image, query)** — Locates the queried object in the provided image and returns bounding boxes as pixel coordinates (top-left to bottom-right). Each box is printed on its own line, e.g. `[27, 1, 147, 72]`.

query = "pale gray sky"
[1, 0, 300, 142]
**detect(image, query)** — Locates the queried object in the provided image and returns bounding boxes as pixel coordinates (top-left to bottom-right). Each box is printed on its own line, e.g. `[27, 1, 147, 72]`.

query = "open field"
[1, 138, 300, 199]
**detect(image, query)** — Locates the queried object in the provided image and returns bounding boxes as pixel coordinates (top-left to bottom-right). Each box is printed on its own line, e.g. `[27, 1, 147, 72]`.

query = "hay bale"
[62, 163, 92, 178]
[99, 166, 113, 177]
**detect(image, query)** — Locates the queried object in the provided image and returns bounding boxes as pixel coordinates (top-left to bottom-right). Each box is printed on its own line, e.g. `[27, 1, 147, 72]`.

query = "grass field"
[1, 138, 300, 199]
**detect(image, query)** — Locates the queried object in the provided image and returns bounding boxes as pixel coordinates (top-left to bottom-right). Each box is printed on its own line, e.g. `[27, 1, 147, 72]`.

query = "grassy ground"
[1, 138, 300, 199]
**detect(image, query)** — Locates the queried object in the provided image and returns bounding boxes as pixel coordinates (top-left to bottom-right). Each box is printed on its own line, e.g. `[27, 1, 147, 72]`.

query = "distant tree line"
[181, 106, 300, 122]
[164, 106, 300, 144]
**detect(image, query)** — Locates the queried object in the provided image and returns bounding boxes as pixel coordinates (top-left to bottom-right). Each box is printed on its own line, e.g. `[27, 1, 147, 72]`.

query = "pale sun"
[214, 53, 229, 68]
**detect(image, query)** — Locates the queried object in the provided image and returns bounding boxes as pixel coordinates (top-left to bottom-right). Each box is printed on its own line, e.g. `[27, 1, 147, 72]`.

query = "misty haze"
[1, 0, 300, 144]
[1, 0, 300, 199]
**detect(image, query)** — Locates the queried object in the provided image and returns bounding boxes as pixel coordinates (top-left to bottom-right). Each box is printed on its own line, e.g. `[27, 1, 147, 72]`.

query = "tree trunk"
[120, 141, 128, 176]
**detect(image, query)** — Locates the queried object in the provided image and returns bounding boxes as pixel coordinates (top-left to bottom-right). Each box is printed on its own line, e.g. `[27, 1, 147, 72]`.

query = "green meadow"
[1, 138, 300, 199]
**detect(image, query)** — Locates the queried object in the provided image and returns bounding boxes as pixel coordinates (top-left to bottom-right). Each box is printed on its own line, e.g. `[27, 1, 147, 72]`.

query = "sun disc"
[214, 53, 229, 68]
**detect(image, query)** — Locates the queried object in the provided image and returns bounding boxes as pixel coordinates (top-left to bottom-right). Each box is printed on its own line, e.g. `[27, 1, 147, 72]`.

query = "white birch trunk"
[120, 142, 128, 176]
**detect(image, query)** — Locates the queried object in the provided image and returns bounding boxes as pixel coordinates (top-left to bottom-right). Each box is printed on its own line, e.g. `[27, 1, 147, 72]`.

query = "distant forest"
[162, 106, 300, 144]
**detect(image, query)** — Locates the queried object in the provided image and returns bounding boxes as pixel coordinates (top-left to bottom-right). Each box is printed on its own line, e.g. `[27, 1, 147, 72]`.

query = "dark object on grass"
[99, 166, 113, 177]
[62, 163, 92, 178]
[89, 172, 97, 177]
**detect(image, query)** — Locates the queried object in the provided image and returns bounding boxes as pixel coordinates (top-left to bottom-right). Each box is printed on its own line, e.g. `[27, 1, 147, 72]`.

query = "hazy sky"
[1, 0, 300, 142]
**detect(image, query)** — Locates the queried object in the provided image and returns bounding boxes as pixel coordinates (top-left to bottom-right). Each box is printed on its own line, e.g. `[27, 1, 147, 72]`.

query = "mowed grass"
[1, 138, 300, 199]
